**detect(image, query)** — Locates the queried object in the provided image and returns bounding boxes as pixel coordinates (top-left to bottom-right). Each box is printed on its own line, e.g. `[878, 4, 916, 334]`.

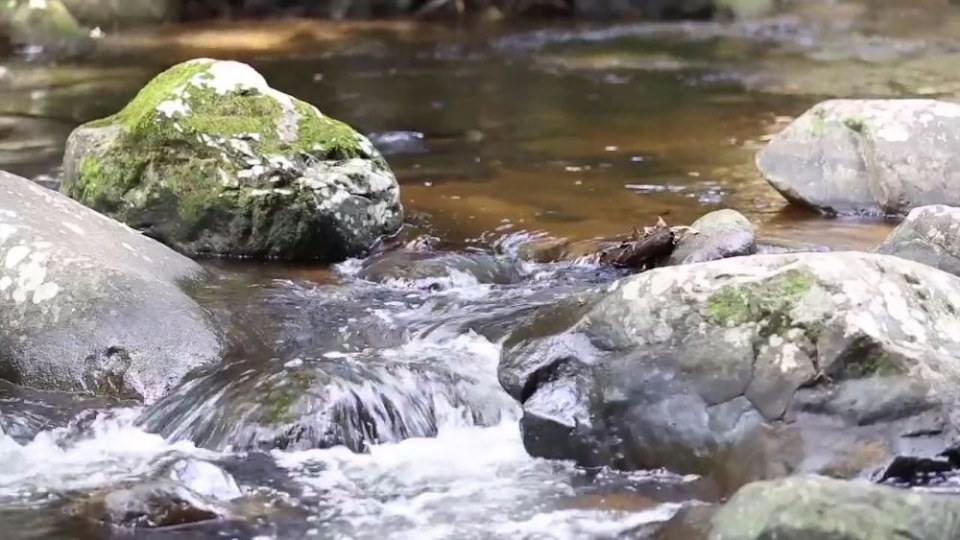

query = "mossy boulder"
[499, 252, 960, 492]
[62, 59, 403, 262]
[708, 476, 960, 540]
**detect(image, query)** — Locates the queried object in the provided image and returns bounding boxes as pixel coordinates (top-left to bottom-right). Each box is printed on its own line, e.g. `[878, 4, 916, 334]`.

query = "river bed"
[1, 3, 958, 538]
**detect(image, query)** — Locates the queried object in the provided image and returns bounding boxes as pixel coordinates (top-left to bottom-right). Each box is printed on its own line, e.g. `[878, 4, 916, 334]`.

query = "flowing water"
[3, 3, 960, 538]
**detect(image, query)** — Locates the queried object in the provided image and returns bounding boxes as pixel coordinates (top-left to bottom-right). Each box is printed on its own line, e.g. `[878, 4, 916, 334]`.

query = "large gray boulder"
[61, 59, 403, 262]
[0, 172, 221, 401]
[499, 252, 960, 490]
[709, 476, 960, 540]
[757, 99, 960, 216]
[877, 205, 960, 277]
[668, 209, 756, 265]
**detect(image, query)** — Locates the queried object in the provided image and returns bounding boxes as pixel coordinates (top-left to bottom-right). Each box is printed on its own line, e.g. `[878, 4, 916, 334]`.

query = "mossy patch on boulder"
[62, 58, 403, 261]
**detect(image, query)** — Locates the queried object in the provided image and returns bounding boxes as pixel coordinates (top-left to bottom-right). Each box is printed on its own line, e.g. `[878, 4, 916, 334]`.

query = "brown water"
[13, 6, 957, 252]
[3, 4, 960, 538]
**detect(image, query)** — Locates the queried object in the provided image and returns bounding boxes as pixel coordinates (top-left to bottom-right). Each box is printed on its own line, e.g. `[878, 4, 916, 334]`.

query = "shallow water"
[2, 3, 959, 538]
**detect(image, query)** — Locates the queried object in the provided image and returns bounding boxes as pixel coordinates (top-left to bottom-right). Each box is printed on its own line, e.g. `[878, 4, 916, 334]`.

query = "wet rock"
[0, 381, 121, 443]
[367, 130, 428, 155]
[708, 476, 960, 540]
[358, 249, 524, 287]
[0, 171, 221, 400]
[61, 59, 403, 262]
[499, 252, 960, 490]
[141, 350, 509, 452]
[757, 99, 960, 216]
[61, 0, 178, 28]
[668, 209, 755, 265]
[877, 205, 960, 277]
[73, 459, 239, 529]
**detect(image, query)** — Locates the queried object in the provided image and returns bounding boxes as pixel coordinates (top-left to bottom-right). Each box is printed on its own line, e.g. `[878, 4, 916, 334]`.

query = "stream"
[3, 3, 960, 538]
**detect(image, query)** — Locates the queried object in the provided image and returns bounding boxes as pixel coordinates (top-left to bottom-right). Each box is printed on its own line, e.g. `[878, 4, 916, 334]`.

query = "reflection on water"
[9, 6, 953, 249]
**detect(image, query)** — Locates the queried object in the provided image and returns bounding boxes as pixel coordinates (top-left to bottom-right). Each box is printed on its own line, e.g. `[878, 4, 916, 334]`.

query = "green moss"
[810, 107, 828, 137]
[261, 370, 315, 425]
[291, 100, 366, 158]
[67, 59, 388, 257]
[91, 61, 209, 130]
[706, 269, 815, 328]
[843, 117, 867, 135]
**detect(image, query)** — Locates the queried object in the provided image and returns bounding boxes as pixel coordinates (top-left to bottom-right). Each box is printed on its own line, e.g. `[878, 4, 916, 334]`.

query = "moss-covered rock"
[62, 58, 403, 262]
[499, 252, 960, 492]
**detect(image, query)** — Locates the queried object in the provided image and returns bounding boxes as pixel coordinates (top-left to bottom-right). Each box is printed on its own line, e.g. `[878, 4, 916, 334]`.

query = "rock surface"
[141, 350, 508, 452]
[877, 205, 960, 277]
[62, 59, 403, 262]
[0, 171, 221, 400]
[708, 476, 960, 540]
[499, 252, 960, 490]
[358, 249, 524, 287]
[72, 459, 240, 529]
[668, 209, 756, 265]
[757, 99, 960, 216]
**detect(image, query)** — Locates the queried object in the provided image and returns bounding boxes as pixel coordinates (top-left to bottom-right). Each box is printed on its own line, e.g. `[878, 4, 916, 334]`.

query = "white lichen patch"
[0, 224, 16, 246]
[157, 97, 191, 118]
[61, 221, 84, 235]
[5, 245, 30, 269]
[32, 281, 59, 304]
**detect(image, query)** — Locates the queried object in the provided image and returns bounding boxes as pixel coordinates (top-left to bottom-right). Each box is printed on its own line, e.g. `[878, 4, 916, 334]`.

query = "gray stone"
[757, 99, 960, 216]
[709, 476, 960, 540]
[499, 252, 960, 489]
[669, 209, 756, 265]
[0, 171, 221, 401]
[61, 59, 403, 262]
[877, 205, 960, 277]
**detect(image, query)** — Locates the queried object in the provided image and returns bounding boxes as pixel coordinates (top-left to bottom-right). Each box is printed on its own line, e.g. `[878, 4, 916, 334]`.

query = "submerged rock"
[500, 252, 960, 490]
[358, 249, 524, 287]
[141, 350, 509, 452]
[62, 58, 403, 262]
[709, 476, 960, 540]
[757, 99, 960, 216]
[0, 171, 221, 400]
[877, 205, 960, 277]
[668, 209, 755, 265]
[72, 459, 240, 529]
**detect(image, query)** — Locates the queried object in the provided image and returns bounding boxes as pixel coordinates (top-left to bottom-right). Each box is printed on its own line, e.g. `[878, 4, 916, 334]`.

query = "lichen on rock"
[62, 58, 403, 261]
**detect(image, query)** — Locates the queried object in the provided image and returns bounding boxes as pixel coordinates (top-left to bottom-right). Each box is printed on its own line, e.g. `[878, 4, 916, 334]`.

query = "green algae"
[706, 269, 815, 328]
